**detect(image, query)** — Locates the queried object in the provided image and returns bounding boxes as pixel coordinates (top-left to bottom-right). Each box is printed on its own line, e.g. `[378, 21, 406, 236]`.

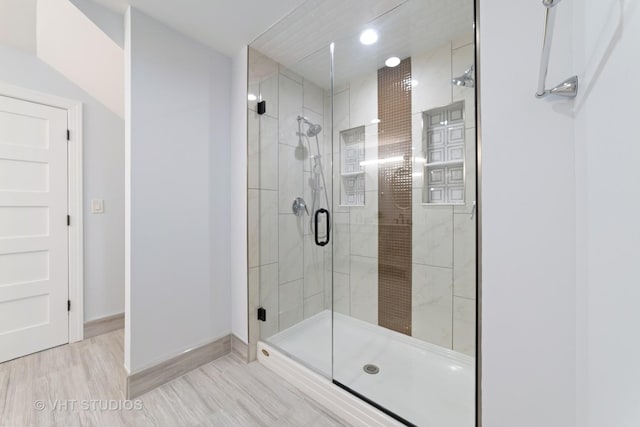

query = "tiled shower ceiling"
[250, 0, 473, 88]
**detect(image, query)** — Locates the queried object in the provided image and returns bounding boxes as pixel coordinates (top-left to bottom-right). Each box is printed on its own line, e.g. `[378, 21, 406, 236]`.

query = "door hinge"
[68, 300, 71, 311]
[257, 307, 266, 322]
[67, 215, 70, 226]
[67, 129, 70, 141]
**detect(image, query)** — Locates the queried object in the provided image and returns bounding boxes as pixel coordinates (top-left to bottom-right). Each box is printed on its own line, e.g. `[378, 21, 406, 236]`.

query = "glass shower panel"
[330, 1, 476, 425]
[248, 34, 333, 377]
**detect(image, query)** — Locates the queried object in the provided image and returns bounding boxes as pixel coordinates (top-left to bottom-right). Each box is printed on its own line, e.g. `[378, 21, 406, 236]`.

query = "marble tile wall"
[411, 34, 477, 356]
[329, 34, 477, 356]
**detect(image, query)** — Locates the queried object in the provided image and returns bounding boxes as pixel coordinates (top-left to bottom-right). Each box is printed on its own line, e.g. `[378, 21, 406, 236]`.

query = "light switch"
[91, 199, 104, 214]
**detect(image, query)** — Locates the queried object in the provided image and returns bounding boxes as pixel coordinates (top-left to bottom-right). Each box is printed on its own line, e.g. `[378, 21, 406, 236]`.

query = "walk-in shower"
[247, 0, 477, 425]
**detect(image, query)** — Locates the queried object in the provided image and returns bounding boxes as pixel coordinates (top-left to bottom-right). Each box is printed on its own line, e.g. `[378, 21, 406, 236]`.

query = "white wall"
[125, 7, 231, 373]
[479, 0, 577, 426]
[230, 46, 248, 343]
[0, 45, 124, 322]
[574, 1, 640, 426]
[0, 0, 36, 53]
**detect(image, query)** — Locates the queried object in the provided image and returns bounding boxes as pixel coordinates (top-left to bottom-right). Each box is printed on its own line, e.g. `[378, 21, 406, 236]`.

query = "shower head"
[306, 123, 322, 137]
[452, 65, 475, 88]
[297, 116, 322, 137]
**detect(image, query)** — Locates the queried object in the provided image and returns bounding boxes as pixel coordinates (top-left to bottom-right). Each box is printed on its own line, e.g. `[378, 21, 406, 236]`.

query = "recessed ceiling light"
[359, 29, 378, 45]
[385, 57, 400, 67]
[247, 93, 257, 101]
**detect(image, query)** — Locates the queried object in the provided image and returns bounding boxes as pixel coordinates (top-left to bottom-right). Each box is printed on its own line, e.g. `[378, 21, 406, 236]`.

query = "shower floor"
[267, 310, 475, 426]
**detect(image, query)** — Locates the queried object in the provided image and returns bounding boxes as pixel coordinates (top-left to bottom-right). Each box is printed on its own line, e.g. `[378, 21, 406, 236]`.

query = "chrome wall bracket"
[535, 0, 578, 99]
[535, 75, 578, 99]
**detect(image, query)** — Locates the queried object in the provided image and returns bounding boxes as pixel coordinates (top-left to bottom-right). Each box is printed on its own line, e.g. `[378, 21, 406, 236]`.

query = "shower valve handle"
[292, 197, 309, 217]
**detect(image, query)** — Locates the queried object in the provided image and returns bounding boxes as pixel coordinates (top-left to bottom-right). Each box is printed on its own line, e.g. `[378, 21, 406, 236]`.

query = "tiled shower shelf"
[340, 171, 365, 177]
[422, 101, 466, 205]
[423, 159, 463, 168]
[340, 126, 365, 206]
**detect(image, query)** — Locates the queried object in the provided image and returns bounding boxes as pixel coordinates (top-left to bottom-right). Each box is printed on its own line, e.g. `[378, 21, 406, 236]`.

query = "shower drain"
[363, 364, 380, 375]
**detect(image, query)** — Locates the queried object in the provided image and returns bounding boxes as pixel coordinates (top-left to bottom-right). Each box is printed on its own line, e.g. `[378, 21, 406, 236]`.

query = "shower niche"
[339, 126, 365, 206]
[422, 101, 467, 205]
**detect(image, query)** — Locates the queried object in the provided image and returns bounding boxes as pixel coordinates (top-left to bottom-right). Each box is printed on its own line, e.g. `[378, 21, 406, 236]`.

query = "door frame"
[0, 82, 84, 343]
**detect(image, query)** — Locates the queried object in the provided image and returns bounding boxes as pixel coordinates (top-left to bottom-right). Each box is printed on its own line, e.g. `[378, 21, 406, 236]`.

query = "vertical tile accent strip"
[378, 57, 413, 335]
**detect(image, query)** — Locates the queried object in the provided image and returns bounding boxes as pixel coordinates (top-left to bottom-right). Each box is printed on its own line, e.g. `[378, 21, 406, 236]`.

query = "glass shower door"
[247, 30, 334, 377]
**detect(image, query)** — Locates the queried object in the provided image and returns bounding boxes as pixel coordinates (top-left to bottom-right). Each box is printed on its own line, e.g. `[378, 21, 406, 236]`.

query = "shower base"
[261, 310, 474, 427]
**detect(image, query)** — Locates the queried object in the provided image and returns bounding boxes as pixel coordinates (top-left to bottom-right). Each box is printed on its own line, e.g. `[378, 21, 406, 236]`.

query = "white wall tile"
[411, 112, 425, 189]
[248, 81, 259, 112]
[349, 72, 377, 128]
[363, 123, 378, 192]
[333, 89, 351, 214]
[278, 214, 303, 284]
[248, 189, 259, 268]
[350, 223, 378, 259]
[260, 73, 279, 119]
[303, 292, 324, 319]
[332, 272, 350, 315]
[452, 43, 475, 129]
[412, 43, 452, 114]
[278, 73, 303, 146]
[452, 31, 474, 50]
[259, 115, 278, 190]
[258, 263, 279, 339]
[412, 264, 453, 348]
[332, 212, 350, 274]
[259, 190, 278, 266]
[350, 191, 378, 258]
[278, 143, 304, 214]
[304, 234, 325, 298]
[303, 78, 324, 115]
[248, 266, 260, 343]
[350, 255, 378, 325]
[454, 127, 477, 214]
[453, 296, 475, 356]
[248, 110, 259, 189]
[454, 213, 476, 299]
[279, 278, 303, 330]
[413, 198, 453, 268]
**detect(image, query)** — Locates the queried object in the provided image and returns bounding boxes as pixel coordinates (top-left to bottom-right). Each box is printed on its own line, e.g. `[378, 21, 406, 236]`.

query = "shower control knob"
[292, 197, 309, 217]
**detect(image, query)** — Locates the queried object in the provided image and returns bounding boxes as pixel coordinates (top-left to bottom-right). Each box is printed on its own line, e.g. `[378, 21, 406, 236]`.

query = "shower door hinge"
[68, 300, 71, 311]
[67, 129, 70, 141]
[257, 307, 266, 322]
[67, 215, 71, 226]
[257, 100, 266, 115]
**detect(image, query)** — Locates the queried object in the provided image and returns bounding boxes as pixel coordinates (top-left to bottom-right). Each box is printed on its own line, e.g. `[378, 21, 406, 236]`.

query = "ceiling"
[251, 0, 474, 89]
[88, 0, 309, 56]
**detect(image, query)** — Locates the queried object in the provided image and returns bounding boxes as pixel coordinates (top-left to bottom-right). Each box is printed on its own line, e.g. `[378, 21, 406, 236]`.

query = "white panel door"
[0, 95, 68, 362]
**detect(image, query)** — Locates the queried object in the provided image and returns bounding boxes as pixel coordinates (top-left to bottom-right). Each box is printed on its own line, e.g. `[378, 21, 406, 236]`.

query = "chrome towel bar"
[536, 0, 578, 98]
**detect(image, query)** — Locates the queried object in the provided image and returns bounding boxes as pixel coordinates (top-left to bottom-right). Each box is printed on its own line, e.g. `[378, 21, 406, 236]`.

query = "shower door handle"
[314, 209, 330, 247]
